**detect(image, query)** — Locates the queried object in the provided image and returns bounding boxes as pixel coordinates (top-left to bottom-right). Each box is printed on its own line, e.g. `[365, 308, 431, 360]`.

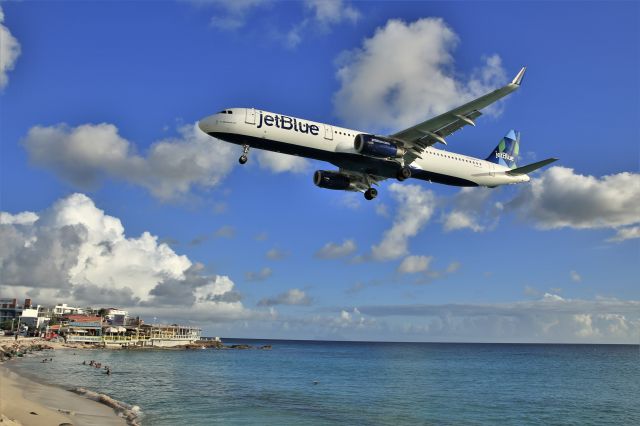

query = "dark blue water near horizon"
[10, 340, 640, 425]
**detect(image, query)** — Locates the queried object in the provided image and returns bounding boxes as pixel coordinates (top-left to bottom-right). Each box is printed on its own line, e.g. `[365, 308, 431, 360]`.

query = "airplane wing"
[389, 67, 527, 164]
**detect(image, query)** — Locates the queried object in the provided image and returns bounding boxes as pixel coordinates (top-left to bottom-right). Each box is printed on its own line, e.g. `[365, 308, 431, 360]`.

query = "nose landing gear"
[239, 145, 250, 164]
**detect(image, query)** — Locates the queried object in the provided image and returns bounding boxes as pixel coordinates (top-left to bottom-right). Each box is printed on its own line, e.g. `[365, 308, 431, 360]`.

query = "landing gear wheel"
[397, 166, 411, 181]
[239, 144, 250, 165]
[364, 188, 378, 200]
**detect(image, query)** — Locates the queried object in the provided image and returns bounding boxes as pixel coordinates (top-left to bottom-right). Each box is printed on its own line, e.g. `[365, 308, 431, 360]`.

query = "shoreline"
[0, 337, 138, 425]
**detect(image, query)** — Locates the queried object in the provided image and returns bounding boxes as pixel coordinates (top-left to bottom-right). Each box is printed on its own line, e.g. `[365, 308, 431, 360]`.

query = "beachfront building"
[64, 314, 103, 344]
[19, 306, 50, 329]
[104, 308, 128, 326]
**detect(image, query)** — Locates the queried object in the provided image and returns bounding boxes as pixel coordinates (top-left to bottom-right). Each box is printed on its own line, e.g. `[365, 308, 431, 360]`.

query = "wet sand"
[0, 337, 128, 425]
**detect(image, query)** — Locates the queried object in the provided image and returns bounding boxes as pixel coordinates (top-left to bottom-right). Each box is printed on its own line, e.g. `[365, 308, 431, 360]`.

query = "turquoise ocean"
[9, 340, 640, 425]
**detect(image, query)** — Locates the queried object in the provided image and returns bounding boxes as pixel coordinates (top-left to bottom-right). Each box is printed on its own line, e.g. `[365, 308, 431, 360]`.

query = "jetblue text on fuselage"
[256, 112, 320, 136]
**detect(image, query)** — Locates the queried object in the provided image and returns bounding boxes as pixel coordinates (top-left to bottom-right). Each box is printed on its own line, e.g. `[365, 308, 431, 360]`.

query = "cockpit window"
[227, 110, 233, 114]
[218, 110, 233, 114]
[218, 110, 227, 114]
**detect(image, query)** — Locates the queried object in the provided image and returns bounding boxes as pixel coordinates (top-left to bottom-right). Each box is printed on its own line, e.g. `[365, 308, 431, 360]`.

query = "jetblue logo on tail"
[496, 152, 515, 162]
[486, 129, 520, 169]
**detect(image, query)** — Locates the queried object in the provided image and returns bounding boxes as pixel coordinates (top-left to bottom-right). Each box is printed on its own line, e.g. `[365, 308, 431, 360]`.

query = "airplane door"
[324, 124, 333, 140]
[245, 108, 256, 125]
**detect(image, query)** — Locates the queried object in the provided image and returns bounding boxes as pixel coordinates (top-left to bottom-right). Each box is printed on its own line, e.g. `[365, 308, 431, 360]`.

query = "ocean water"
[9, 340, 640, 425]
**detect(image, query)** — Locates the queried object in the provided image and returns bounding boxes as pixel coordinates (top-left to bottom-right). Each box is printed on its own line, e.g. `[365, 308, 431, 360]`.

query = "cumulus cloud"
[442, 188, 502, 232]
[371, 183, 436, 261]
[333, 18, 506, 131]
[509, 167, 640, 231]
[23, 122, 237, 200]
[397, 255, 432, 274]
[0, 6, 21, 89]
[0, 194, 258, 322]
[245, 267, 273, 282]
[258, 288, 311, 307]
[256, 151, 310, 174]
[315, 239, 357, 259]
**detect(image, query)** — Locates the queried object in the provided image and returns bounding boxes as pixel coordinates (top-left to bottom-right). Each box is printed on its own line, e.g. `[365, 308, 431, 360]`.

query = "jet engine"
[313, 170, 355, 191]
[354, 134, 405, 159]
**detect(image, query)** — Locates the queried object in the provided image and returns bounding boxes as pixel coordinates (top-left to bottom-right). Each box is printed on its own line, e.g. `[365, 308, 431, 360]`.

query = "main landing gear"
[239, 144, 250, 164]
[396, 166, 411, 181]
[364, 187, 378, 200]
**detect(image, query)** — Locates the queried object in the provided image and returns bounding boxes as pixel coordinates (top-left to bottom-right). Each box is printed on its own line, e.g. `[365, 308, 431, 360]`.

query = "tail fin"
[486, 129, 520, 169]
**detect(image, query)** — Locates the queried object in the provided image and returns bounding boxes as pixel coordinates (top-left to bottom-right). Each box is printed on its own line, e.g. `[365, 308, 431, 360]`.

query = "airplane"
[198, 67, 557, 200]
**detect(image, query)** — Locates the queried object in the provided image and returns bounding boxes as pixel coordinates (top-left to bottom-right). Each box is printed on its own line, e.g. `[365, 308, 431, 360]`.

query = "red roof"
[65, 314, 101, 323]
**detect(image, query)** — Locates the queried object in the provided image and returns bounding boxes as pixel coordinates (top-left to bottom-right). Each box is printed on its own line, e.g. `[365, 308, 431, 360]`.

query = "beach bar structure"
[101, 323, 202, 348]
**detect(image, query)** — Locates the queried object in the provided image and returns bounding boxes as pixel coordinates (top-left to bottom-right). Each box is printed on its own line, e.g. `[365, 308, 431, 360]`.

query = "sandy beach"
[0, 338, 128, 426]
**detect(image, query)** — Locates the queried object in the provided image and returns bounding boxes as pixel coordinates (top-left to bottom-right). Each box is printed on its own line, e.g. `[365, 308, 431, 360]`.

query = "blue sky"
[1, 1, 638, 343]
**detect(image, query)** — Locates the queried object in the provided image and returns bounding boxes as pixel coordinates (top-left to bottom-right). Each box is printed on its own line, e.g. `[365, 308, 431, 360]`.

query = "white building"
[20, 306, 50, 329]
[53, 303, 84, 316]
[105, 308, 128, 325]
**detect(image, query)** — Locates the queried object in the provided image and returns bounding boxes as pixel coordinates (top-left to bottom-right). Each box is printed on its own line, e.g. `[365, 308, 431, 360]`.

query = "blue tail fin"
[486, 129, 520, 169]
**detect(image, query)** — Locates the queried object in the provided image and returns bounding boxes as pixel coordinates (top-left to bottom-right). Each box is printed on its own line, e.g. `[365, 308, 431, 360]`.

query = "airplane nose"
[197, 115, 216, 134]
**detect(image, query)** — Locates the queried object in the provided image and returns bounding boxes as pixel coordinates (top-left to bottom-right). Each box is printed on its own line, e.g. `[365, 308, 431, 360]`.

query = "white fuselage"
[198, 108, 529, 188]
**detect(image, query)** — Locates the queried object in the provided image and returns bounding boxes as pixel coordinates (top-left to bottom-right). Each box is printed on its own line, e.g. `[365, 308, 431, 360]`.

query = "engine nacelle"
[313, 170, 353, 191]
[354, 134, 405, 159]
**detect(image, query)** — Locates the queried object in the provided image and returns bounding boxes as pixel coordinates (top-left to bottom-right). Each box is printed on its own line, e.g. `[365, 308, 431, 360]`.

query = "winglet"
[511, 67, 526, 86]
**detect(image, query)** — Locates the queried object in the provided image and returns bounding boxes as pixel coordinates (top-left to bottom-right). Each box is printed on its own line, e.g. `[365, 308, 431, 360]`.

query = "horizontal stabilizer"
[507, 158, 558, 175]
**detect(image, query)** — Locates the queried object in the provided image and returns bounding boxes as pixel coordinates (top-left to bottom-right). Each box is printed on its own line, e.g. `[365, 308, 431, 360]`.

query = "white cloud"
[371, 184, 436, 261]
[258, 288, 311, 307]
[0, 211, 38, 225]
[570, 270, 582, 283]
[208, 0, 268, 30]
[607, 226, 640, 243]
[0, 6, 21, 89]
[285, 0, 360, 48]
[398, 255, 432, 274]
[256, 151, 310, 174]
[442, 188, 502, 233]
[306, 0, 360, 27]
[0, 194, 261, 322]
[266, 248, 288, 260]
[333, 18, 506, 132]
[244, 267, 273, 282]
[443, 211, 484, 232]
[315, 239, 357, 259]
[23, 122, 237, 200]
[509, 167, 640, 231]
